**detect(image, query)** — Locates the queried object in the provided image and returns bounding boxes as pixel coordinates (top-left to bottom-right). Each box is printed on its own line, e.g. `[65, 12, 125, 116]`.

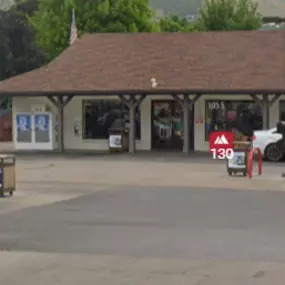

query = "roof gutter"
[0, 89, 283, 97]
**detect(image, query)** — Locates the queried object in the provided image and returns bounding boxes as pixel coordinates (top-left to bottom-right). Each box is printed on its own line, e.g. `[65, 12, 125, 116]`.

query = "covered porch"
[10, 92, 283, 154]
[0, 31, 284, 154]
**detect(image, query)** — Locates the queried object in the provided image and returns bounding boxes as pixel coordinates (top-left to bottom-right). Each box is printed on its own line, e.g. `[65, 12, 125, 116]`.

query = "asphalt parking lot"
[0, 154, 285, 284]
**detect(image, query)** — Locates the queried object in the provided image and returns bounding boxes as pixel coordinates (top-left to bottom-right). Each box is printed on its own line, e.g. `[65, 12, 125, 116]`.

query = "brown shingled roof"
[0, 30, 285, 95]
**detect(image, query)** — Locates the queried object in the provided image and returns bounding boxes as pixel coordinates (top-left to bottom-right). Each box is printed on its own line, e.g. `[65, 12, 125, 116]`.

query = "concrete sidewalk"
[0, 251, 284, 285]
[15, 155, 285, 191]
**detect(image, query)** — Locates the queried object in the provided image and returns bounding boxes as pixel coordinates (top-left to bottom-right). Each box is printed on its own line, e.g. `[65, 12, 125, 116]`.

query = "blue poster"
[16, 114, 31, 131]
[35, 114, 49, 131]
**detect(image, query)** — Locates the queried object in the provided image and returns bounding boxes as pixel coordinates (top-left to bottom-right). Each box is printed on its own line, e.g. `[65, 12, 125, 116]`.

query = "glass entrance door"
[151, 101, 183, 149]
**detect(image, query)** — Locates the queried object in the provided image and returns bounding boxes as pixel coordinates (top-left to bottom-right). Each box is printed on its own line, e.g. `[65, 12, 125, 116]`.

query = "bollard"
[247, 147, 262, 179]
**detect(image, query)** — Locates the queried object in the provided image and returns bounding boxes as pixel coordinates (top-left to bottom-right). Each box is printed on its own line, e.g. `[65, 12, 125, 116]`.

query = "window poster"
[16, 114, 31, 142]
[35, 114, 49, 131]
[34, 114, 50, 143]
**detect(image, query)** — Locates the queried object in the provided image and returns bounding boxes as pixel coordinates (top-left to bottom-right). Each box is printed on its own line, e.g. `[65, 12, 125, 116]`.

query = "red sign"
[209, 131, 233, 151]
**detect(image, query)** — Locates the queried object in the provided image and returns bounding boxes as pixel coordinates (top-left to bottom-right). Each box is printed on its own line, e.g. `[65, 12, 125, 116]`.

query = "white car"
[253, 128, 283, 161]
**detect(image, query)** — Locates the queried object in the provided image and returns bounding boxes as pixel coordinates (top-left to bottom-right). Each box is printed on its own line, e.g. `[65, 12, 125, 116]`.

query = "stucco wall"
[12, 94, 282, 152]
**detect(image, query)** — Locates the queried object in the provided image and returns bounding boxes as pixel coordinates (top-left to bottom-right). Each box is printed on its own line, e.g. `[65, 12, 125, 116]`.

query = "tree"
[29, 0, 160, 61]
[0, 11, 11, 81]
[197, 0, 262, 31]
[0, 6, 45, 109]
[0, 3, 44, 81]
[0, 0, 44, 82]
[159, 15, 197, 32]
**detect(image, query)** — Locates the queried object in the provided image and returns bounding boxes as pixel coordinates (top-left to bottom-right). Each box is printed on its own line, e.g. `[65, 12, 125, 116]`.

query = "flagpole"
[72, 8, 75, 20]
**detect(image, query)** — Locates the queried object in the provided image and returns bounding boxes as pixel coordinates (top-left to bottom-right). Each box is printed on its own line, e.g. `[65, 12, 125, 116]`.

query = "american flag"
[69, 9, 78, 45]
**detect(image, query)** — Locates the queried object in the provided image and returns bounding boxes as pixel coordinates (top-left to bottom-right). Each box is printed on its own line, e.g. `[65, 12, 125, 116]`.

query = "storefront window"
[82, 100, 141, 139]
[205, 100, 262, 140]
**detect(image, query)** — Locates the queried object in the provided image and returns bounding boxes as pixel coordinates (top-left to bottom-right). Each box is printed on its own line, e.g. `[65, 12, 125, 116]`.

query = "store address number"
[208, 101, 225, 109]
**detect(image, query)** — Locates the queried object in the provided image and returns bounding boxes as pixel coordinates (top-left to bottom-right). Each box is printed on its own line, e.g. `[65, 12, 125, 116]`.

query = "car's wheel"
[264, 143, 284, 162]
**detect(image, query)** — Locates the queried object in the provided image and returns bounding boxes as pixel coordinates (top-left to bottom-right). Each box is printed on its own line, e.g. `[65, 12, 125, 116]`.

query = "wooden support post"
[118, 94, 125, 105]
[46, 95, 73, 153]
[122, 95, 146, 154]
[250, 94, 280, 130]
[268, 94, 281, 108]
[63, 96, 73, 108]
[250, 94, 260, 104]
[262, 95, 269, 130]
[187, 94, 201, 150]
[172, 94, 183, 106]
[190, 94, 201, 106]
[47, 96, 57, 106]
[183, 94, 190, 153]
[57, 96, 64, 152]
[128, 96, 136, 154]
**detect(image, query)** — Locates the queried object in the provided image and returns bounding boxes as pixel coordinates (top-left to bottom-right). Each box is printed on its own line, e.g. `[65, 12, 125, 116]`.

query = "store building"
[0, 30, 284, 153]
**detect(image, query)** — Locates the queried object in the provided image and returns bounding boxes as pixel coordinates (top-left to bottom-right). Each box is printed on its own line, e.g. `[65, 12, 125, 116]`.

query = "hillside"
[0, 0, 14, 10]
[150, 0, 285, 17]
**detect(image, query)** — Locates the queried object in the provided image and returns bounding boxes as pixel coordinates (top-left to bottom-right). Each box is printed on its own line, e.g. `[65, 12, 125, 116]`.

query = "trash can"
[108, 127, 129, 153]
[0, 154, 16, 197]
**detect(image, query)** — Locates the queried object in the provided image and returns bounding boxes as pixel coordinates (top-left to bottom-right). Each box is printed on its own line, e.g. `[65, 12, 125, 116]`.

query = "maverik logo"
[209, 131, 233, 151]
[214, 135, 229, 145]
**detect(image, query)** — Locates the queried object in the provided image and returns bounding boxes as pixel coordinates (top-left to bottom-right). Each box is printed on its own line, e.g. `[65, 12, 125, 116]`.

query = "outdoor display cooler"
[0, 154, 16, 196]
[227, 129, 252, 176]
